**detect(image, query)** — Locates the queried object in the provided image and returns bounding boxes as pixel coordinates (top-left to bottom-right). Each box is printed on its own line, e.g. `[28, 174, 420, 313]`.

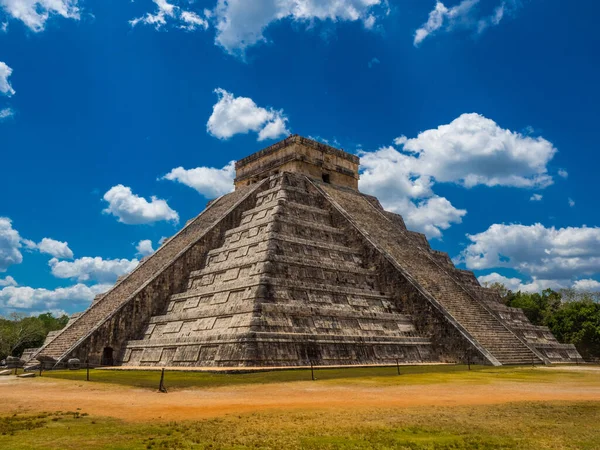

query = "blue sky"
[1, 0, 600, 316]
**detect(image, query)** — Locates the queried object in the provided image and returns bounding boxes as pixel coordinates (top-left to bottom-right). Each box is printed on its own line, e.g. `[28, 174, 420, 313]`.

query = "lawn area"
[39, 363, 595, 390]
[2, 401, 600, 449]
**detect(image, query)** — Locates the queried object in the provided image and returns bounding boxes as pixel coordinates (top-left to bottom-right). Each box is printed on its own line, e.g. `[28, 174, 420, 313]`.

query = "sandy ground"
[1, 369, 599, 422]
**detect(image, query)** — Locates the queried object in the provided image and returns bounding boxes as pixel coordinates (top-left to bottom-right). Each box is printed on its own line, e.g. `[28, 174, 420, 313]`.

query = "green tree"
[0, 312, 70, 360]
[546, 300, 600, 360]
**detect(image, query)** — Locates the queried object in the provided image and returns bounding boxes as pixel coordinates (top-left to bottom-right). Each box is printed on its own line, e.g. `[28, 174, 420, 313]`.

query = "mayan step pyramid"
[35, 135, 581, 368]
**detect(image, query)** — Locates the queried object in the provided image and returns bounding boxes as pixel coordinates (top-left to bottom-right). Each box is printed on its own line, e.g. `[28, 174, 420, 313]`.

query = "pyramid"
[35, 136, 581, 368]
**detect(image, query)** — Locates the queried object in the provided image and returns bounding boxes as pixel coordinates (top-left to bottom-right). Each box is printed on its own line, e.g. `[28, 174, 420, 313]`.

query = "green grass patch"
[2, 401, 599, 449]
[41, 364, 597, 391]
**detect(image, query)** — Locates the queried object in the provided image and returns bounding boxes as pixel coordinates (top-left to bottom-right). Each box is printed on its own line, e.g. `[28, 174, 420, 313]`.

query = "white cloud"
[49, 256, 139, 283]
[572, 279, 600, 292]
[0, 275, 16, 287]
[28, 308, 68, 318]
[359, 146, 466, 239]
[558, 169, 568, 179]
[0, 61, 15, 96]
[0, 0, 80, 32]
[162, 160, 235, 198]
[568, 198, 575, 208]
[460, 223, 600, 280]
[394, 113, 556, 189]
[0, 282, 110, 311]
[179, 10, 209, 31]
[401, 196, 467, 239]
[102, 184, 179, 225]
[214, 0, 386, 56]
[414, 0, 516, 46]
[33, 238, 74, 259]
[130, 0, 209, 30]
[135, 239, 155, 257]
[529, 194, 542, 202]
[0, 107, 14, 120]
[207, 88, 289, 141]
[0, 217, 23, 272]
[477, 272, 565, 293]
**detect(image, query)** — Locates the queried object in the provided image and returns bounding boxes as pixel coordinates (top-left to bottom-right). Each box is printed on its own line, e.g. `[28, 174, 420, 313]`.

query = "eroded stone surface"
[34, 136, 581, 367]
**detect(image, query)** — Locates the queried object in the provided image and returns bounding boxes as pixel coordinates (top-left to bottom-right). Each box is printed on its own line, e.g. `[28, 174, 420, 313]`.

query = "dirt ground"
[2, 367, 600, 422]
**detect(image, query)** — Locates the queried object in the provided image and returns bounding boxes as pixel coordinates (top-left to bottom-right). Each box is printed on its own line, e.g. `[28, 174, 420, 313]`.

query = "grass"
[40, 364, 596, 391]
[2, 401, 600, 449]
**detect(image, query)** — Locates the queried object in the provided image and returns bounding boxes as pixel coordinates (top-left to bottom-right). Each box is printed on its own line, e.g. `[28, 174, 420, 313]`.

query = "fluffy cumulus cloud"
[393, 113, 557, 189]
[358, 113, 558, 238]
[359, 147, 466, 239]
[414, 0, 517, 46]
[0, 0, 80, 32]
[0, 282, 110, 311]
[214, 0, 386, 56]
[529, 194, 542, 202]
[130, 0, 209, 31]
[49, 256, 139, 283]
[0, 61, 14, 96]
[23, 237, 74, 259]
[102, 184, 179, 225]
[135, 239, 155, 258]
[572, 279, 600, 292]
[0, 217, 23, 272]
[459, 223, 600, 280]
[0, 275, 16, 287]
[207, 88, 289, 141]
[162, 160, 235, 198]
[477, 272, 565, 294]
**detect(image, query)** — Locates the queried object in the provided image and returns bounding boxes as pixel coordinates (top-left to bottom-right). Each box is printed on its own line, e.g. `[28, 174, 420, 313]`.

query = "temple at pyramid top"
[234, 134, 360, 190]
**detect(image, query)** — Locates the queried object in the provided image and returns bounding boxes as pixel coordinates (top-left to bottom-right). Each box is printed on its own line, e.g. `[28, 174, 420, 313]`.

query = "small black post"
[158, 368, 167, 393]
[86, 360, 90, 382]
[467, 351, 471, 371]
[310, 361, 315, 381]
[39, 365, 43, 377]
[396, 358, 401, 375]
[531, 355, 535, 368]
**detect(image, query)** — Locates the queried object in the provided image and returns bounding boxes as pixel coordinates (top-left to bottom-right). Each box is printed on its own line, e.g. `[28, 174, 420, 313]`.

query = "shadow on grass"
[38, 363, 584, 391]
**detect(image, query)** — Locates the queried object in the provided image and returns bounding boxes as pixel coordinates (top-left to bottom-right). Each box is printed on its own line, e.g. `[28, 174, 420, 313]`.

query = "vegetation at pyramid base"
[0, 312, 69, 360]
[488, 283, 600, 360]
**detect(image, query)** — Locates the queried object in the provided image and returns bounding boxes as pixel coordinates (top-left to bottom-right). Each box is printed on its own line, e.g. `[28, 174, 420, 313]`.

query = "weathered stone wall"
[121, 172, 433, 367]
[36, 181, 268, 366]
[316, 180, 547, 366]
[234, 135, 360, 189]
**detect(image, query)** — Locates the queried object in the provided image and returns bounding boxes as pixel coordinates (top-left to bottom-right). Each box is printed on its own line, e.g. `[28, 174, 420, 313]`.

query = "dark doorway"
[102, 347, 114, 366]
[322, 173, 331, 183]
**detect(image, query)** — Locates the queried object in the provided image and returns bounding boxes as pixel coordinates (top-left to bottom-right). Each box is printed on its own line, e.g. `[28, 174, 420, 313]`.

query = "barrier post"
[396, 359, 401, 375]
[86, 360, 90, 381]
[310, 361, 315, 381]
[158, 368, 168, 393]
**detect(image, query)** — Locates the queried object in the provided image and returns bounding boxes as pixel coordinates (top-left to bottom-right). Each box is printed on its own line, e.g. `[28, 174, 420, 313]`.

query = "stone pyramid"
[35, 136, 581, 368]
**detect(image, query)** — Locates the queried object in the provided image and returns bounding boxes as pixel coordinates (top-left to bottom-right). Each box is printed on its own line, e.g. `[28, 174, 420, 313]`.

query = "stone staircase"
[317, 181, 543, 366]
[121, 172, 433, 366]
[35, 182, 264, 365]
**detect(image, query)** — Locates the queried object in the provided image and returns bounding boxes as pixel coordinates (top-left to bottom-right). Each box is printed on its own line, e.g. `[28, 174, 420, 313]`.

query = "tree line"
[487, 284, 600, 360]
[0, 312, 69, 360]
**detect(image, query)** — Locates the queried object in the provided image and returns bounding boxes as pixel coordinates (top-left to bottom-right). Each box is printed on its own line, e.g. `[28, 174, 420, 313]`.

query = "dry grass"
[2, 402, 600, 449]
